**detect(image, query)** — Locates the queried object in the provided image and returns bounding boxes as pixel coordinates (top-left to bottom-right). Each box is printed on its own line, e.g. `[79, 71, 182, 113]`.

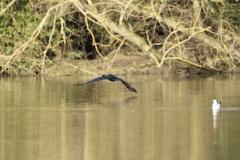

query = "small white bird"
[212, 99, 221, 109]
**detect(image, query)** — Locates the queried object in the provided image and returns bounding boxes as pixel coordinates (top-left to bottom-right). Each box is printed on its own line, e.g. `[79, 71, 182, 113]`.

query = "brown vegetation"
[0, 0, 240, 75]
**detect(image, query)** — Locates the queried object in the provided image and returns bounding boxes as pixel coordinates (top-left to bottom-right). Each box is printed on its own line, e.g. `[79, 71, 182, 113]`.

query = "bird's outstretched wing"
[76, 74, 137, 93]
[120, 79, 137, 93]
[76, 76, 108, 86]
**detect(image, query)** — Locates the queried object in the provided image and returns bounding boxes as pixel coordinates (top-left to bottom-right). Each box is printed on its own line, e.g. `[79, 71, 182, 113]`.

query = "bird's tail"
[121, 81, 137, 93]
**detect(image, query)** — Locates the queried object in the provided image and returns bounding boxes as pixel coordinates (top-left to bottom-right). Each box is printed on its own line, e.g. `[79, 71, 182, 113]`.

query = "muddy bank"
[43, 53, 216, 76]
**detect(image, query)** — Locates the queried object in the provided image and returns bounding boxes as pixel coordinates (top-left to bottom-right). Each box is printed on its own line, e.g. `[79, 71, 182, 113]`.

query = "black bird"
[77, 74, 137, 93]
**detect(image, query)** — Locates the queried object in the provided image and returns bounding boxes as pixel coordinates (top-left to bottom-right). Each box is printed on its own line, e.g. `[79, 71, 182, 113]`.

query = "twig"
[160, 27, 211, 67]
[41, 13, 57, 73]
[1, 1, 71, 74]
[0, 0, 17, 16]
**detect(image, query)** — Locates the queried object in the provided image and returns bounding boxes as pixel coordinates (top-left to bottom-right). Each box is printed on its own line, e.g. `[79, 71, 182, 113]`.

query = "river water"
[1, 74, 240, 160]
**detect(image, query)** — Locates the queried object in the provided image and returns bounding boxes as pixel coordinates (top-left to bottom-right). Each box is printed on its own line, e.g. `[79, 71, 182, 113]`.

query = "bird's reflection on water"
[212, 108, 221, 144]
[124, 96, 138, 103]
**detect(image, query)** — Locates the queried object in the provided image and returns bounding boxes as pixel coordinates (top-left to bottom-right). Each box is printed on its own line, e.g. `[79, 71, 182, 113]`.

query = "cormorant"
[77, 74, 137, 93]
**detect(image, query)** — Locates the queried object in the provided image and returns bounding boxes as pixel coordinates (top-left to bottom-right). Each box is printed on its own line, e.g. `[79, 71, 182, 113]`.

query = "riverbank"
[43, 52, 221, 76]
[43, 53, 171, 76]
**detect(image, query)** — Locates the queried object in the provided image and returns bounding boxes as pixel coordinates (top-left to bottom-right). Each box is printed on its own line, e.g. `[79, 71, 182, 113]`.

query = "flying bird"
[212, 99, 221, 109]
[76, 74, 137, 93]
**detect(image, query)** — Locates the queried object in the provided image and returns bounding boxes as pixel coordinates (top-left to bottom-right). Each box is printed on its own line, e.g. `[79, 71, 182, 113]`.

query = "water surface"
[1, 75, 240, 160]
